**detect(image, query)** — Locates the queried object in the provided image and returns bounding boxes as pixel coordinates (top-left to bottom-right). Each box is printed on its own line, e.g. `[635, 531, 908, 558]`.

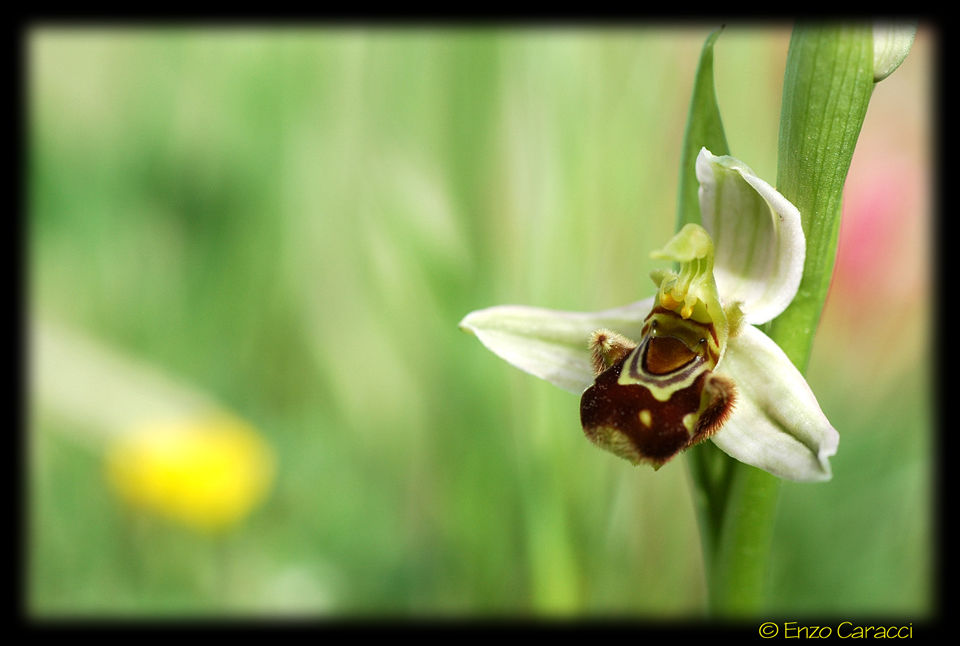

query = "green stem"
[714, 25, 875, 617]
[708, 465, 780, 615]
[680, 24, 882, 616]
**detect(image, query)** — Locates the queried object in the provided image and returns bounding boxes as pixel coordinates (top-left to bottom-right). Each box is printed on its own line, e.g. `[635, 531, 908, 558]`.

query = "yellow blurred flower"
[105, 415, 275, 533]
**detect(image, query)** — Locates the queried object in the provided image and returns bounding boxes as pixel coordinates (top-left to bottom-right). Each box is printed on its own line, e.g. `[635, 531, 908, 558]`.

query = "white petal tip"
[713, 326, 840, 483]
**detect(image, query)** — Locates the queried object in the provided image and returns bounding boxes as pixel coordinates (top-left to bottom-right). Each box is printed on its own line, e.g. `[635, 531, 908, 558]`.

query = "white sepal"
[459, 299, 654, 394]
[696, 148, 805, 326]
[711, 324, 839, 482]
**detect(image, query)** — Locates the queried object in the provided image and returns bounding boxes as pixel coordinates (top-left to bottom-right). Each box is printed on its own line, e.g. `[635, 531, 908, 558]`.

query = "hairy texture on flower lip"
[582, 362, 713, 467]
[580, 305, 738, 468]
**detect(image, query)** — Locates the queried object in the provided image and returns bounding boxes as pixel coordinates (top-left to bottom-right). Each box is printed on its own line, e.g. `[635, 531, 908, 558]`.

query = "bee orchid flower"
[460, 147, 839, 482]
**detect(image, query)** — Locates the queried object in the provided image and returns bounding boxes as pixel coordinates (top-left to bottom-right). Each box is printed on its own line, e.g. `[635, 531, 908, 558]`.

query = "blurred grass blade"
[31, 319, 223, 443]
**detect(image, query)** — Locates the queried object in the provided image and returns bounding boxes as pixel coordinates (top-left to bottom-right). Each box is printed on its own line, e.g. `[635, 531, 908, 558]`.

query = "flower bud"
[873, 23, 916, 82]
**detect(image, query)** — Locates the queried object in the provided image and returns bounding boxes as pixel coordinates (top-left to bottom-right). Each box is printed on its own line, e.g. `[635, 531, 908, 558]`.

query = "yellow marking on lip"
[638, 410, 652, 428]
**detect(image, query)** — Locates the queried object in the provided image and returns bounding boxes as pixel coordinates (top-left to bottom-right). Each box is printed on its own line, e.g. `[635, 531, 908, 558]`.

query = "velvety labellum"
[580, 309, 735, 468]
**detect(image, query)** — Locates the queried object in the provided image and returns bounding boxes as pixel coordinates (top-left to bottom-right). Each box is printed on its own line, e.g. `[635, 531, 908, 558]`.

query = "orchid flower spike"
[460, 148, 838, 482]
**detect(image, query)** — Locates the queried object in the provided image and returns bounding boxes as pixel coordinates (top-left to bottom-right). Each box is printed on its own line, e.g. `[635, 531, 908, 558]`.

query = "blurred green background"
[27, 25, 933, 617]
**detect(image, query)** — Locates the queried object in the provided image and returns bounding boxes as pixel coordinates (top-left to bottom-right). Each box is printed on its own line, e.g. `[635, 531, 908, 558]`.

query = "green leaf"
[676, 28, 729, 230]
[709, 25, 879, 617]
[674, 27, 740, 603]
[767, 25, 876, 372]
